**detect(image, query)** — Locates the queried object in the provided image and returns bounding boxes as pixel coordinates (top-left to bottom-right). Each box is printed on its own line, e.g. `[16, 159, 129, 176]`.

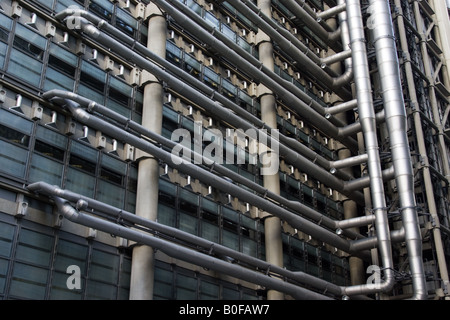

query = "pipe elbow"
[53, 197, 79, 221]
[64, 100, 90, 122]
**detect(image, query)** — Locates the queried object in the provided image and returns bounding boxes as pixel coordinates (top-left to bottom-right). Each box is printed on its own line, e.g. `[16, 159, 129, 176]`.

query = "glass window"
[89, 0, 113, 22]
[0, 42, 7, 69]
[176, 273, 196, 299]
[97, 179, 125, 208]
[184, 53, 201, 78]
[0, 13, 12, 35]
[44, 44, 78, 91]
[79, 61, 106, 103]
[0, 222, 15, 258]
[15, 229, 53, 267]
[0, 140, 28, 179]
[86, 280, 117, 299]
[8, 49, 43, 87]
[66, 167, 96, 198]
[158, 203, 176, 227]
[37, 124, 67, 147]
[0, 124, 30, 147]
[29, 154, 64, 186]
[44, 67, 75, 91]
[13, 24, 46, 58]
[199, 280, 218, 299]
[179, 212, 198, 235]
[204, 11, 219, 28]
[186, 0, 202, 15]
[0, 258, 8, 294]
[221, 24, 236, 42]
[203, 66, 220, 89]
[109, 76, 133, 105]
[53, 239, 88, 273]
[154, 265, 173, 299]
[89, 249, 119, 284]
[116, 8, 138, 37]
[9, 262, 48, 299]
[56, 0, 82, 12]
[166, 40, 182, 66]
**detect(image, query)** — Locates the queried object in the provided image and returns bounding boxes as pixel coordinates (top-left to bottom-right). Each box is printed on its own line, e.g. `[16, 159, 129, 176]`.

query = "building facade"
[0, 0, 449, 300]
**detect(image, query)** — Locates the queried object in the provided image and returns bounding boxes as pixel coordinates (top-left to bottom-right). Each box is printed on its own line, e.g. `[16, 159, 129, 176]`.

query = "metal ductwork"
[56, 98, 358, 255]
[17, 0, 436, 300]
[367, 0, 427, 299]
[53, 12, 367, 205]
[47, 195, 331, 300]
[43, 89, 366, 242]
[28, 181, 344, 299]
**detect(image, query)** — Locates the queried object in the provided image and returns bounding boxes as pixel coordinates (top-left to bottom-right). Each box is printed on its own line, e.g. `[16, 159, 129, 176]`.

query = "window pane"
[44, 67, 75, 92]
[176, 273, 196, 299]
[0, 140, 28, 178]
[199, 280, 218, 300]
[0, 109, 33, 134]
[36, 125, 68, 151]
[0, 222, 15, 258]
[179, 212, 198, 235]
[80, 61, 106, 93]
[201, 221, 218, 243]
[0, 124, 30, 147]
[56, 0, 81, 12]
[0, 42, 7, 69]
[154, 266, 173, 299]
[15, 229, 53, 267]
[102, 154, 126, 175]
[29, 154, 63, 185]
[158, 203, 176, 227]
[8, 49, 43, 86]
[0, 258, 8, 294]
[50, 271, 83, 300]
[14, 24, 46, 52]
[97, 180, 124, 208]
[54, 239, 88, 273]
[66, 167, 95, 198]
[86, 280, 117, 300]
[9, 262, 48, 299]
[89, 249, 119, 284]
[222, 229, 239, 251]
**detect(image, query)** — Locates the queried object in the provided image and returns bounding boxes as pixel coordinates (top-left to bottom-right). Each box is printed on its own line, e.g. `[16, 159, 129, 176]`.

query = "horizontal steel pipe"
[55, 16, 365, 203]
[43, 89, 365, 240]
[51, 196, 332, 300]
[28, 181, 344, 297]
[59, 99, 360, 255]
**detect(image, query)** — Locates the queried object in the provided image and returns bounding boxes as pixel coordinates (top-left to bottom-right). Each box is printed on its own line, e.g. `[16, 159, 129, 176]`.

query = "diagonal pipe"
[50, 195, 332, 300]
[42, 89, 366, 240]
[28, 181, 345, 298]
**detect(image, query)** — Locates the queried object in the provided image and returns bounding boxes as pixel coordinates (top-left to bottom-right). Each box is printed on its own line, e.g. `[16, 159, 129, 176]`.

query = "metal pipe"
[395, 0, 450, 298]
[130, 0, 357, 143]
[59, 99, 360, 256]
[42, 90, 366, 242]
[317, 2, 347, 21]
[50, 196, 332, 300]
[54, 16, 367, 204]
[341, 0, 396, 297]
[329, 154, 369, 173]
[53, 9, 358, 178]
[370, 0, 427, 299]
[325, 99, 357, 117]
[277, 0, 341, 49]
[27, 181, 344, 298]
[224, 0, 353, 93]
